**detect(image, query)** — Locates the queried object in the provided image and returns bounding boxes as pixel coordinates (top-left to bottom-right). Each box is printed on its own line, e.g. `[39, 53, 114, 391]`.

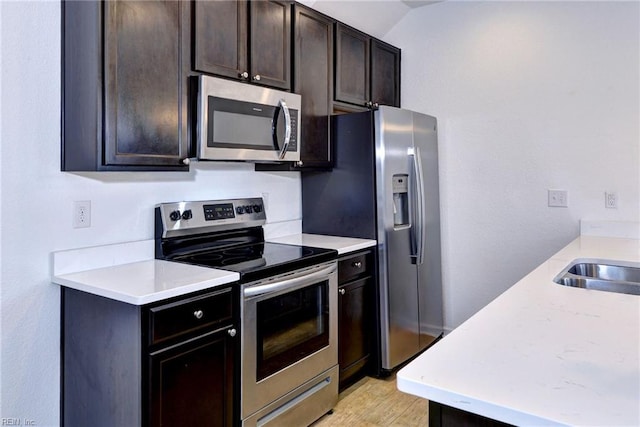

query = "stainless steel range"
[155, 198, 339, 427]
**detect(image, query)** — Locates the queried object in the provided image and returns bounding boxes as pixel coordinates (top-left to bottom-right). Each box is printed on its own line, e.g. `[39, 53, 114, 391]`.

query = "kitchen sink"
[554, 259, 640, 296]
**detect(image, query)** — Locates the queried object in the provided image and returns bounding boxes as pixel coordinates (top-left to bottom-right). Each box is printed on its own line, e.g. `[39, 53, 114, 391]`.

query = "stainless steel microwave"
[197, 75, 301, 162]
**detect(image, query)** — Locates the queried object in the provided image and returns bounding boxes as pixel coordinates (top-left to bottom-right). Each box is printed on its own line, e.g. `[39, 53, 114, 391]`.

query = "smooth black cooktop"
[170, 242, 337, 283]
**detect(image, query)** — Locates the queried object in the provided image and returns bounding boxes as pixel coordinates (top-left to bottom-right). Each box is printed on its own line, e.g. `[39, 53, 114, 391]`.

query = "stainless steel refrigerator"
[302, 106, 444, 372]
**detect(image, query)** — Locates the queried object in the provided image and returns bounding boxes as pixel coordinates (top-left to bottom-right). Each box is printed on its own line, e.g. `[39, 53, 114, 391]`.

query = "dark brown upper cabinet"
[292, 4, 334, 168]
[194, 0, 292, 91]
[371, 39, 401, 108]
[335, 23, 400, 110]
[62, 0, 191, 171]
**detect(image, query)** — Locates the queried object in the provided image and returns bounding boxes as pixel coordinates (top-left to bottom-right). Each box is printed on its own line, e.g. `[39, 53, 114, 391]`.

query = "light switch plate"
[548, 190, 568, 207]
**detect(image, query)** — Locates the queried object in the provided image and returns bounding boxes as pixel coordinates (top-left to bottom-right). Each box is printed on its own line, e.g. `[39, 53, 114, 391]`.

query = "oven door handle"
[243, 263, 336, 298]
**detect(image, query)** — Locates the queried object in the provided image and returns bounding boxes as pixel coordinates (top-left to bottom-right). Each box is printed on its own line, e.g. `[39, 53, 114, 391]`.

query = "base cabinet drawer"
[148, 287, 233, 345]
[338, 251, 370, 283]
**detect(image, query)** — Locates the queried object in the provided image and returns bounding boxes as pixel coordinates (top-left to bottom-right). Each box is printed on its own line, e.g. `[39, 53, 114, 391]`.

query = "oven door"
[241, 262, 338, 419]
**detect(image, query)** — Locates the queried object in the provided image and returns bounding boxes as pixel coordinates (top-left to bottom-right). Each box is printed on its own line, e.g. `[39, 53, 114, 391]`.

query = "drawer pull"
[339, 288, 346, 295]
[227, 328, 237, 337]
[193, 310, 204, 320]
[352, 261, 363, 268]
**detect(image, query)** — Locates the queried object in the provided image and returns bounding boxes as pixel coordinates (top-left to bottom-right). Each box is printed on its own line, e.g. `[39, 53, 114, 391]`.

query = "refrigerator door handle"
[412, 146, 427, 265]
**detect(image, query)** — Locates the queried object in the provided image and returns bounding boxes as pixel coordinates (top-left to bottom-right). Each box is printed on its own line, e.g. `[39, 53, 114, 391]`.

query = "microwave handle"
[274, 99, 292, 160]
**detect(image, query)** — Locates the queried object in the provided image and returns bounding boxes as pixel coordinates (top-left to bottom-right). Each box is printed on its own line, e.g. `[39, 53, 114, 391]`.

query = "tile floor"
[311, 374, 429, 427]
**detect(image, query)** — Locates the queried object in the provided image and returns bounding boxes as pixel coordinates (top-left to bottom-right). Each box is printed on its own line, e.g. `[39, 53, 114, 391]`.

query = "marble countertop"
[397, 235, 640, 426]
[267, 233, 376, 255]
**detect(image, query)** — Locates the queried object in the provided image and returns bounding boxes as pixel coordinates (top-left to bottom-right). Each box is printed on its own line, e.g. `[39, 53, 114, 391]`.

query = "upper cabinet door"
[193, 0, 248, 80]
[335, 23, 370, 108]
[371, 40, 401, 108]
[193, 0, 290, 90]
[293, 4, 334, 168]
[103, 0, 189, 167]
[249, 1, 292, 90]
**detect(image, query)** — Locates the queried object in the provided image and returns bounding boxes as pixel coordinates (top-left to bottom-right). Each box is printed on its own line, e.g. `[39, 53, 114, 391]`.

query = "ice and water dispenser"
[392, 174, 409, 227]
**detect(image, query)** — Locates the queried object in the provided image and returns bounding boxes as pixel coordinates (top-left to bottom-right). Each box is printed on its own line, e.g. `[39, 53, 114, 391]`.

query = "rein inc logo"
[1, 419, 35, 426]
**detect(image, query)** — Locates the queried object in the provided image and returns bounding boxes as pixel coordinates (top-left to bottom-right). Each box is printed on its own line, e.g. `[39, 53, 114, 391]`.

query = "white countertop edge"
[52, 260, 239, 305]
[396, 376, 567, 427]
[266, 233, 377, 255]
[53, 273, 238, 305]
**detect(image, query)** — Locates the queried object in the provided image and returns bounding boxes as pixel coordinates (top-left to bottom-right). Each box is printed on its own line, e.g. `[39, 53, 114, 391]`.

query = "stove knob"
[169, 210, 181, 221]
[181, 209, 193, 220]
[253, 204, 262, 213]
[236, 206, 245, 215]
[245, 205, 253, 214]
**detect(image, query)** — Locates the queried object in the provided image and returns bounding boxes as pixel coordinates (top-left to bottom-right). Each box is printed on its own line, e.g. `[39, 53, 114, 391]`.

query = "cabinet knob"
[193, 310, 204, 320]
[240, 71, 249, 79]
[296, 161, 304, 167]
[373, 102, 379, 108]
[365, 101, 373, 108]
[252, 74, 261, 82]
[339, 288, 346, 295]
[182, 158, 190, 165]
[352, 261, 363, 268]
[227, 328, 237, 337]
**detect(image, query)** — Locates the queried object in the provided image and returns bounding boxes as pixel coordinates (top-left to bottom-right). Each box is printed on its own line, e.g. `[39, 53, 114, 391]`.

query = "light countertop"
[397, 235, 640, 426]
[51, 233, 374, 305]
[52, 260, 239, 305]
[267, 233, 376, 255]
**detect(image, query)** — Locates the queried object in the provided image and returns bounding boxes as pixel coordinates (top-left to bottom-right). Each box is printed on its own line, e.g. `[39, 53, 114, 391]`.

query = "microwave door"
[197, 75, 301, 162]
[204, 97, 277, 159]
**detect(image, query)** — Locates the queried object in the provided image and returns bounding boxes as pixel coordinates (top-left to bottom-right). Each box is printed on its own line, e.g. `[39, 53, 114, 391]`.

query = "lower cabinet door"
[338, 277, 372, 389]
[148, 329, 235, 427]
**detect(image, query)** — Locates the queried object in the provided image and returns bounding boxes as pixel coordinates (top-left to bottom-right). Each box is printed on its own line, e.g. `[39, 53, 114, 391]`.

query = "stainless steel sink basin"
[554, 259, 640, 296]
[568, 262, 640, 283]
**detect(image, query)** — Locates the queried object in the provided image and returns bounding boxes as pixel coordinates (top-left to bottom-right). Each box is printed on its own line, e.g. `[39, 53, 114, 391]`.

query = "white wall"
[386, 1, 640, 330]
[0, 2, 301, 425]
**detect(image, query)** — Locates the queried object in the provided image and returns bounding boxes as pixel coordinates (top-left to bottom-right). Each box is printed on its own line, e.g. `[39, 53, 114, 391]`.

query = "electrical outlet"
[73, 200, 91, 228]
[605, 192, 617, 209]
[548, 189, 568, 207]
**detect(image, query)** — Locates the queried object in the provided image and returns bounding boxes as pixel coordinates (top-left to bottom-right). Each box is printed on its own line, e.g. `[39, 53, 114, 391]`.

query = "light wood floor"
[311, 374, 429, 427]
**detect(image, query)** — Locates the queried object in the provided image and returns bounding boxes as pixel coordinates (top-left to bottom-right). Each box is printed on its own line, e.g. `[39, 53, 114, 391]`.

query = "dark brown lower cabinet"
[429, 401, 515, 427]
[338, 250, 375, 390]
[149, 329, 234, 427]
[62, 286, 237, 427]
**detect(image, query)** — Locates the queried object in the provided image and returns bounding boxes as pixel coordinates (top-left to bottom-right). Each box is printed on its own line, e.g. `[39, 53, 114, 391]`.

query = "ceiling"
[300, 0, 441, 39]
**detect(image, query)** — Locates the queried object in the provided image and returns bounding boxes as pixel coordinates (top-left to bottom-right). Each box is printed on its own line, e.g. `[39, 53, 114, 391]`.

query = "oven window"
[256, 281, 329, 381]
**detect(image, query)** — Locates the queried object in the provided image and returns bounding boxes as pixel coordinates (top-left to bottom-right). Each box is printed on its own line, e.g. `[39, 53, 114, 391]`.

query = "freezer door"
[375, 107, 421, 370]
[413, 112, 444, 349]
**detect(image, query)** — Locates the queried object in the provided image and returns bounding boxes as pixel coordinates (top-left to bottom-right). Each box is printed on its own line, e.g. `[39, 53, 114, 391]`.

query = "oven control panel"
[203, 203, 235, 221]
[156, 198, 266, 238]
